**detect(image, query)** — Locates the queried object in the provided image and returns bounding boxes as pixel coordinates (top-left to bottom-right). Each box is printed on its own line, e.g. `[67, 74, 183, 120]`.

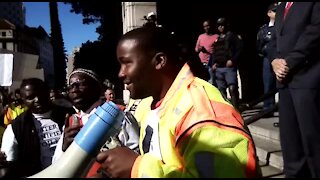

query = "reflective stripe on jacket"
[132, 63, 258, 178]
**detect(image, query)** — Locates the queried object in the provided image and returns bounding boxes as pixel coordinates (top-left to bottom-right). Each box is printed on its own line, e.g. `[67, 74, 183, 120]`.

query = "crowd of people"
[0, 2, 318, 178]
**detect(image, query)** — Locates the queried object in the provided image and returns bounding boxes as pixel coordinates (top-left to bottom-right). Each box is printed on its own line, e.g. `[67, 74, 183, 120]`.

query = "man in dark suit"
[269, 2, 320, 178]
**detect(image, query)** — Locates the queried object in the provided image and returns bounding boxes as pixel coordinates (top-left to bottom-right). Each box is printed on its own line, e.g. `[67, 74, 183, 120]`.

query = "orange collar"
[155, 99, 163, 109]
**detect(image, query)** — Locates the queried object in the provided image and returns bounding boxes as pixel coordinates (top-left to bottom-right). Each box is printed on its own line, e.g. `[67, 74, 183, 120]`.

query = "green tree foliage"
[65, 2, 123, 42]
[73, 40, 123, 98]
[73, 41, 119, 82]
[49, 2, 67, 90]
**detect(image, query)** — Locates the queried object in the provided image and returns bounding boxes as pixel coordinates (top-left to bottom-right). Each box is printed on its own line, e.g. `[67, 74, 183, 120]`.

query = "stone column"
[121, 2, 157, 34]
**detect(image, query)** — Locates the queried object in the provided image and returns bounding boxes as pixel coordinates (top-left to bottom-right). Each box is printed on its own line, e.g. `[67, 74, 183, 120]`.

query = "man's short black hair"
[216, 17, 228, 26]
[268, 3, 278, 12]
[21, 78, 49, 90]
[119, 26, 180, 62]
[20, 78, 50, 95]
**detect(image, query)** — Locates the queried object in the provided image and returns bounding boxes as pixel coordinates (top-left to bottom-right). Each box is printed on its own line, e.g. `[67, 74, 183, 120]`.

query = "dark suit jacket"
[269, 2, 320, 88]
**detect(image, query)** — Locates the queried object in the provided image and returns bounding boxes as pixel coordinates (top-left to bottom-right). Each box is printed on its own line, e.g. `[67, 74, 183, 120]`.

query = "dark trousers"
[279, 88, 320, 178]
[215, 67, 239, 108]
[262, 57, 276, 109]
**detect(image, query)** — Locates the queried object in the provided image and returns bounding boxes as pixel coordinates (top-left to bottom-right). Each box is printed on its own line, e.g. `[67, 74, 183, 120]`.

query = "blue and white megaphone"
[30, 101, 124, 178]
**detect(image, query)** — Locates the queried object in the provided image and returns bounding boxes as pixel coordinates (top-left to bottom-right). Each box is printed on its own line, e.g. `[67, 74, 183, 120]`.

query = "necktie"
[283, 2, 293, 19]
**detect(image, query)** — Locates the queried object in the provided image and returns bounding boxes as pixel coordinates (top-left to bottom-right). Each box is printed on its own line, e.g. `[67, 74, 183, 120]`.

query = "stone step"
[260, 161, 284, 178]
[253, 135, 283, 170]
[241, 104, 284, 177]
[246, 112, 280, 145]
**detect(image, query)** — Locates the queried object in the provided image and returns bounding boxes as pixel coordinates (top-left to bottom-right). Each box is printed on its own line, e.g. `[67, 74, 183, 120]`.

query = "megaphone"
[29, 101, 124, 178]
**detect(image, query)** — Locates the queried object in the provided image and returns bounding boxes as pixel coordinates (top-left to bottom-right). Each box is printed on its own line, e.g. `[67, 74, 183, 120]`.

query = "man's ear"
[153, 52, 167, 70]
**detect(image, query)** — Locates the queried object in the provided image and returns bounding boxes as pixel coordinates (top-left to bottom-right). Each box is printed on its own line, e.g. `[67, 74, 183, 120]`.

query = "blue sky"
[23, 2, 99, 55]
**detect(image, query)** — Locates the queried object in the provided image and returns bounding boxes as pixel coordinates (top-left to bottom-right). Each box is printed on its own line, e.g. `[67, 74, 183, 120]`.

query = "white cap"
[147, 12, 156, 18]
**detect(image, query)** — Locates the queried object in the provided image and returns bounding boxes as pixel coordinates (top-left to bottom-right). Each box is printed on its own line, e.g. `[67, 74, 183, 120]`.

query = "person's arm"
[195, 36, 201, 53]
[267, 17, 288, 82]
[285, 2, 320, 72]
[1, 125, 18, 162]
[230, 33, 243, 65]
[256, 27, 265, 57]
[269, 24, 289, 82]
[96, 123, 257, 178]
[0, 125, 18, 177]
[52, 111, 83, 163]
[268, 23, 278, 62]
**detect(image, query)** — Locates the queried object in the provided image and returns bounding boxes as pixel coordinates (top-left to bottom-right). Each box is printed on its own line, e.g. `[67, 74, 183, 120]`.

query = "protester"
[52, 68, 140, 177]
[94, 26, 259, 178]
[52, 68, 106, 163]
[210, 17, 243, 109]
[104, 87, 115, 102]
[195, 19, 218, 85]
[0, 78, 74, 177]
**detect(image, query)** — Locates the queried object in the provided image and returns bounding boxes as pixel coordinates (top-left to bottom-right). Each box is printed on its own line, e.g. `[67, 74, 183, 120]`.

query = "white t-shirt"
[33, 111, 62, 169]
[143, 108, 162, 160]
[1, 111, 62, 169]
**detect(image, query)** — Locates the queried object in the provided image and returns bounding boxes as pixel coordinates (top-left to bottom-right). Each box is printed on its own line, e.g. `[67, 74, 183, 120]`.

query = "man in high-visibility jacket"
[95, 26, 260, 178]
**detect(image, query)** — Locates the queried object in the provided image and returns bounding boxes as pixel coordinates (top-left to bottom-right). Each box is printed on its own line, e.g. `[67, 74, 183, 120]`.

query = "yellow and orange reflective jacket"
[4, 103, 27, 127]
[127, 96, 153, 125]
[131, 63, 259, 178]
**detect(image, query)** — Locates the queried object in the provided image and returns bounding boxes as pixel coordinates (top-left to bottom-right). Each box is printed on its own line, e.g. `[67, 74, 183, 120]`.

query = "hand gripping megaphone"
[29, 101, 124, 178]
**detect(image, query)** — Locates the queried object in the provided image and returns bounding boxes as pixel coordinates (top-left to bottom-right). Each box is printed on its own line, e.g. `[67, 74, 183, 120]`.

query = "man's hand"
[212, 63, 217, 70]
[96, 146, 139, 178]
[271, 58, 289, 82]
[226, 60, 233, 67]
[62, 124, 82, 151]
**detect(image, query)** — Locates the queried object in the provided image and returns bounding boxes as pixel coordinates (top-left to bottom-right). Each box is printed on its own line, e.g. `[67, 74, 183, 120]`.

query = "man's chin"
[130, 92, 149, 100]
[73, 101, 84, 109]
[129, 91, 138, 99]
[72, 98, 83, 104]
[32, 107, 46, 114]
